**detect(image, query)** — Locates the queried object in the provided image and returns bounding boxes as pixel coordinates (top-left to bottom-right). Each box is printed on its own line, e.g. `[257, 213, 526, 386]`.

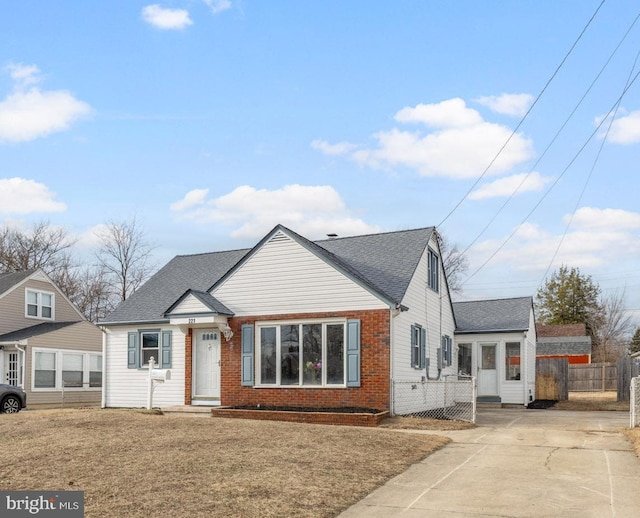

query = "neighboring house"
[0, 269, 104, 408]
[101, 224, 458, 414]
[453, 297, 537, 405]
[536, 323, 592, 364]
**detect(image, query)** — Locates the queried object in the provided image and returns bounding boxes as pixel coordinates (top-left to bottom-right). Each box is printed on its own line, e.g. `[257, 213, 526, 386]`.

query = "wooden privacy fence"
[618, 357, 640, 402]
[536, 358, 568, 400]
[568, 362, 616, 392]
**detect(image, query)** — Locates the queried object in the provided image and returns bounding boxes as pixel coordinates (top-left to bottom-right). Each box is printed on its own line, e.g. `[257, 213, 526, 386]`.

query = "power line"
[437, 0, 607, 228]
[537, 45, 640, 288]
[456, 9, 640, 260]
[461, 66, 640, 285]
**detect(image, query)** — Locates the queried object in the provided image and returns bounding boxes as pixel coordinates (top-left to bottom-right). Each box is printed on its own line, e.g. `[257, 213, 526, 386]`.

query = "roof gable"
[103, 225, 437, 324]
[453, 297, 534, 334]
[165, 290, 234, 317]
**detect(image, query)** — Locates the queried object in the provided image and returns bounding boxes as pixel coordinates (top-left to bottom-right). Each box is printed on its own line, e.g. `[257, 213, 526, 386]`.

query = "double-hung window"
[441, 335, 453, 367]
[127, 329, 173, 369]
[26, 289, 54, 320]
[256, 321, 346, 387]
[411, 324, 426, 369]
[427, 249, 439, 292]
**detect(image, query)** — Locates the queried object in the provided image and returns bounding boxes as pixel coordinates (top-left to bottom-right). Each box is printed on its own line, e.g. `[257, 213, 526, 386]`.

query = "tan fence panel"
[536, 358, 568, 400]
[569, 362, 616, 392]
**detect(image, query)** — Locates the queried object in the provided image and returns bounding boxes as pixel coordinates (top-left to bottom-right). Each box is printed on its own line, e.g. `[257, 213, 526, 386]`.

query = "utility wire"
[461, 66, 640, 285]
[537, 47, 640, 288]
[456, 9, 640, 259]
[437, 0, 607, 228]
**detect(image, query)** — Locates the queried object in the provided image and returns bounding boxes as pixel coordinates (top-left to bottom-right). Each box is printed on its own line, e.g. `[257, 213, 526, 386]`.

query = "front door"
[477, 343, 498, 396]
[194, 330, 221, 399]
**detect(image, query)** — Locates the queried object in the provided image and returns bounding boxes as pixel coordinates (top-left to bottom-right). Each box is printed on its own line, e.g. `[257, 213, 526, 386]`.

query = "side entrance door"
[477, 343, 498, 396]
[194, 330, 221, 399]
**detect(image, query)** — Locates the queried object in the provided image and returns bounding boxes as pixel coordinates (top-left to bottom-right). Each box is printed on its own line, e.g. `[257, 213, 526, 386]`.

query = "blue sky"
[1, 1, 639, 322]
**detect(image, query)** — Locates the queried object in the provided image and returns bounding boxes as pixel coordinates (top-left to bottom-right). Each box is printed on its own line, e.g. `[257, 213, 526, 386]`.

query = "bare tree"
[591, 289, 634, 362]
[0, 221, 76, 274]
[437, 233, 469, 294]
[96, 218, 156, 302]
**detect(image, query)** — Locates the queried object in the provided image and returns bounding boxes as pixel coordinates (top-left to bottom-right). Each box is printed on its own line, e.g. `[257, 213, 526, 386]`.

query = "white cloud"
[171, 184, 380, 239]
[603, 110, 640, 144]
[325, 98, 534, 179]
[142, 4, 193, 30]
[5, 63, 41, 86]
[76, 223, 109, 249]
[475, 93, 534, 117]
[395, 98, 483, 128]
[567, 207, 640, 231]
[0, 178, 67, 214]
[469, 172, 552, 200]
[170, 188, 209, 211]
[0, 65, 91, 143]
[204, 0, 232, 14]
[469, 208, 640, 273]
[311, 139, 358, 156]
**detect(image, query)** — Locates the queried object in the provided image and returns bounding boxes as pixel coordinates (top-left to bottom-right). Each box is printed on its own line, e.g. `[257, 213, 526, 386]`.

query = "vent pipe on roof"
[326, 233, 338, 239]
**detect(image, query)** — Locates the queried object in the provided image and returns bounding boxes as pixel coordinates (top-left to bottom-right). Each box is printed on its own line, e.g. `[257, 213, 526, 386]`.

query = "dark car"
[0, 384, 27, 413]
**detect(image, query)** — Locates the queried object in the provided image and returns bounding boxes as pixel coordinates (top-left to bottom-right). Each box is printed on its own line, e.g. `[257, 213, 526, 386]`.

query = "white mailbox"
[150, 369, 171, 383]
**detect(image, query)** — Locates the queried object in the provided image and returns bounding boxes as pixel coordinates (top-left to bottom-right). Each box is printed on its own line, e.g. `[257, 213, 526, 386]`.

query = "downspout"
[101, 327, 107, 409]
[389, 308, 394, 416]
[424, 264, 441, 381]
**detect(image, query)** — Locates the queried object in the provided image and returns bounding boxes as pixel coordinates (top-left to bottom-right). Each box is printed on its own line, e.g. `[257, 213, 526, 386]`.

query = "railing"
[392, 375, 477, 423]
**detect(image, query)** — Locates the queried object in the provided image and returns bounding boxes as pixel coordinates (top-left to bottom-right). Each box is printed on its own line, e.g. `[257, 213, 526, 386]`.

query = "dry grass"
[552, 391, 629, 412]
[379, 416, 475, 431]
[0, 409, 450, 518]
[624, 428, 640, 458]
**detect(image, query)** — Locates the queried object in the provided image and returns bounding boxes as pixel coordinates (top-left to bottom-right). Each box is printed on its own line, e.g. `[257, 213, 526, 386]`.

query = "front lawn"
[0, 409, 450, 517]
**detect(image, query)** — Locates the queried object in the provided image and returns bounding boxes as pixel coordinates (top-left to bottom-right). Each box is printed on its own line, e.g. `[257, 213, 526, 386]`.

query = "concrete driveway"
[340, 408, 640, 517]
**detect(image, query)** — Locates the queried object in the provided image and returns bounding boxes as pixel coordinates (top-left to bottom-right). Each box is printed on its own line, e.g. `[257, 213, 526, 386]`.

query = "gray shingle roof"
[537, 336, 592, 355]
[102, 225, 435, 325]
[0, 270, 35, 297]
[0, 321, 79, 341]
[453, 297, 533, 333]
[165, 290, 234, 317]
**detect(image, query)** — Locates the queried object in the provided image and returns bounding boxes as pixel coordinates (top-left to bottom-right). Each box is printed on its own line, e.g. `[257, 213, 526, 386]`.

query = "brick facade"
[184, 309, 391, 411]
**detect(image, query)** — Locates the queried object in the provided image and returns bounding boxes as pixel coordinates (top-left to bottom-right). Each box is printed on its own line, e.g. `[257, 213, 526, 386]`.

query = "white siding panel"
[171, 295, 209, 314]
[213, 232, 387, 315]
[391, 234, 457, 383]
[105, 325, 185, 408]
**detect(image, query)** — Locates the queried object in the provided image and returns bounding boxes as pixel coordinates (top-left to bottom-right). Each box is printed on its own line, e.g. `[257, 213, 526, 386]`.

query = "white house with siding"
[101, 224, 461, 415]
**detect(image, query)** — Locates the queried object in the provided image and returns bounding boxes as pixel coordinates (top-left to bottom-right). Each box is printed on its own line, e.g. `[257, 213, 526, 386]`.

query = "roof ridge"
[453, 296, 532, 304]
[314, 226, 435, 244]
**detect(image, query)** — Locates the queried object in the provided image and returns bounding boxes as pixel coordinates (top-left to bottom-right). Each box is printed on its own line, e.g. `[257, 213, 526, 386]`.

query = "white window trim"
[32, 347, 102, 392]
[140, 330, 160, 368]
[505, 341, 522, 382]
[255, 318, 348, 388]
[25, 288, 55, 321]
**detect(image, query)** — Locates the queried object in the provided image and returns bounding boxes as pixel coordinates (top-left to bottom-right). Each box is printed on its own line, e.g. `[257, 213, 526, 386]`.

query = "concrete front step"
[162, 405, 214, 417]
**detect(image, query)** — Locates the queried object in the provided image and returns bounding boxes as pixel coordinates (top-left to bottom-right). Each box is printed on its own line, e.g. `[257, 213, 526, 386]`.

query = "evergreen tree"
[535, 265, 602, 338]
[630, 328, 640, 355]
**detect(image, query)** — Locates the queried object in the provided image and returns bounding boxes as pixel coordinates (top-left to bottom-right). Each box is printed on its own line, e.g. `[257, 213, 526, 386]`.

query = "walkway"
[340, 408, 640, 517]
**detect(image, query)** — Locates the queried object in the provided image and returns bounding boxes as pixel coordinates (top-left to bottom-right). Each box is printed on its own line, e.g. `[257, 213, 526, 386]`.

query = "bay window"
[256, 321, 347, 387]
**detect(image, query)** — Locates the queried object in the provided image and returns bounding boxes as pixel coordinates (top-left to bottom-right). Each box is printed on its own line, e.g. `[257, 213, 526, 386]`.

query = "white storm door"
[4, 352, 19, 386]
[477, 343, 498, 396]
[194, 330, 221, 398]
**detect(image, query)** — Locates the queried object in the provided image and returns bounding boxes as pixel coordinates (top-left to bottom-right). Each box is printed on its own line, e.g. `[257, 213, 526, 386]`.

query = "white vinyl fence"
[392, 375, 477, 423]
[631, 376, 640, 428]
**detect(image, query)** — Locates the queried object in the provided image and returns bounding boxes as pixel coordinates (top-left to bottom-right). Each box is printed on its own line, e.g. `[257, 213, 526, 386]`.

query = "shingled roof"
[102, 225, 435, 325]
[453, 296, 533, 334]
[0, 270, 35, 297]
[0, 321, 79, 342]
